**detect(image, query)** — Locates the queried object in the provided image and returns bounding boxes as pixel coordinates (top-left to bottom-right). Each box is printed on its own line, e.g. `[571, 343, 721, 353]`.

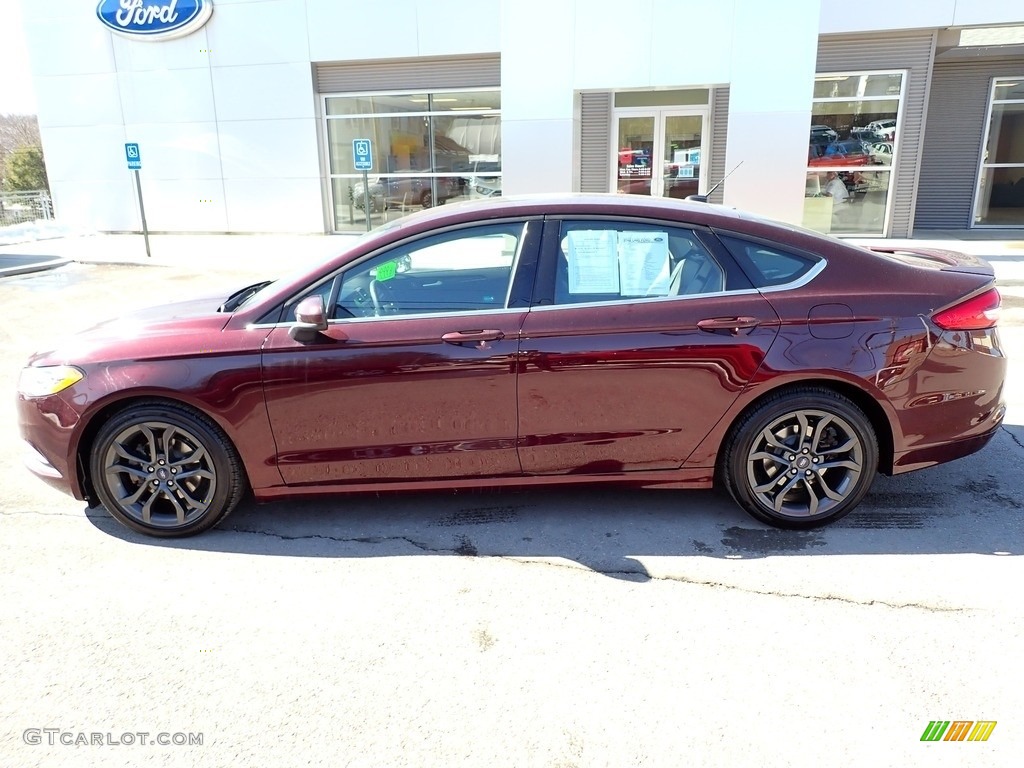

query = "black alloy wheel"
[90, 402, 246, 537]
[721, 388, 878, 528]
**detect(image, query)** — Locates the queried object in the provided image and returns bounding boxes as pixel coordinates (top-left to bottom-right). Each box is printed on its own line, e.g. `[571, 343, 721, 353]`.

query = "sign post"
[125, 142, 151, 258]
[353, 139, 373, 231]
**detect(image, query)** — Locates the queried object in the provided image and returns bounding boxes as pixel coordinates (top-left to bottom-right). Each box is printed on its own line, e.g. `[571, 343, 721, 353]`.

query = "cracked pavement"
[2, 255, 1023, 767]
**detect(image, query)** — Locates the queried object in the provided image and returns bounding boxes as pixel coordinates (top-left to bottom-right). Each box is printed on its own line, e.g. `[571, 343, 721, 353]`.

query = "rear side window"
[553, 221, 726, 305]
[718, 235, 820, 288]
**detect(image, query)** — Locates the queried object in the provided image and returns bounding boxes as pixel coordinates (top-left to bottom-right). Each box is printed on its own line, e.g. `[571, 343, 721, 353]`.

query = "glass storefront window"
[326, 94, 429, 116]
[803, 71, 904, 236]
[975, 78, 1024, 226]
[325, 90, 501, 232]
[804, 169, 892, 235]
[812, 74, 902, 99]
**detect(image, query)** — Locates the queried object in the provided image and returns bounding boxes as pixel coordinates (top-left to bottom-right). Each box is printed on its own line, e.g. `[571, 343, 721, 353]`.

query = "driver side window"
[332, 223, 525, 319]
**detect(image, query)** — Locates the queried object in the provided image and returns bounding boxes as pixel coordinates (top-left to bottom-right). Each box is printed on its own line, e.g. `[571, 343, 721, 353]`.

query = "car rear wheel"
[419, 189, 433, 208]
[90, 402, 247, 537]
[721, 389, 877, 528]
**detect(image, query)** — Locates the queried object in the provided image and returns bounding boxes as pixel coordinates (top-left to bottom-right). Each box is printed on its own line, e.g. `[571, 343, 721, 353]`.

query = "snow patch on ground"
[0, 220, 92, 246]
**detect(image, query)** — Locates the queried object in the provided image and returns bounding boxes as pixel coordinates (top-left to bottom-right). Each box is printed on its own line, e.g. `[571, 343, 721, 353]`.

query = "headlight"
[18, 365, 85, 398]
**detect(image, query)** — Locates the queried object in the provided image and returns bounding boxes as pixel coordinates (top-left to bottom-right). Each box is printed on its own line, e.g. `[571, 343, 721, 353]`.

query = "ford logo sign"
[96, 1, 214, 41]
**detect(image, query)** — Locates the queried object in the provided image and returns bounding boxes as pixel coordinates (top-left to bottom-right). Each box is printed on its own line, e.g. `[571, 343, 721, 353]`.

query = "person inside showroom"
[824, 171, 850, 204]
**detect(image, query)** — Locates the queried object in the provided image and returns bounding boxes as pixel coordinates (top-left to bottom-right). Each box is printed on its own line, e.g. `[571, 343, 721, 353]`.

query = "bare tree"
[1, 114, 42, 186]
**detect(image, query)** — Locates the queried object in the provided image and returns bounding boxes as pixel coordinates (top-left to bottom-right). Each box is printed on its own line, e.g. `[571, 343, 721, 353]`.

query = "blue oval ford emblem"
[97, 0, 214, 41]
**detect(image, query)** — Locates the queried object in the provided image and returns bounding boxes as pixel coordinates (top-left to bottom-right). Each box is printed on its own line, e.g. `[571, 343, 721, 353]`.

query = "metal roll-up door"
[579, 91, 612, 193]
[709, 87, 730, 204]
[914, 58, 1020, 230]
[315, 55, 500, 94]
[816, 32, 936, 237]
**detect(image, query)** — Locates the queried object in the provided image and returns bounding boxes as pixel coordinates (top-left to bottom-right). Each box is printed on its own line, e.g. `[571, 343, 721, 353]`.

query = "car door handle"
[696, 316, 760, 334]
[441, 330, 505, 344]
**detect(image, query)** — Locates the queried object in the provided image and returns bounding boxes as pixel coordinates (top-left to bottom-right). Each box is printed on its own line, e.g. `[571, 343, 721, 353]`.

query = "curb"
[0, 256, 72, 278]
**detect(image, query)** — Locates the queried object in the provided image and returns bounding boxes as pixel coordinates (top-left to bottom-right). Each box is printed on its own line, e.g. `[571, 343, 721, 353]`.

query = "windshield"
[228, 231, 385, 311]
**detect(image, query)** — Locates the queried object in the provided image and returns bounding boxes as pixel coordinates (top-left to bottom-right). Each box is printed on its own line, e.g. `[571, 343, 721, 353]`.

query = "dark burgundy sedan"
[18, 195, 1006, 536]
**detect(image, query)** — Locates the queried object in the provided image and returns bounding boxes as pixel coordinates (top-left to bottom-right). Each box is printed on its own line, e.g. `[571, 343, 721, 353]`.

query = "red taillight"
[932, 288, 1001, 330]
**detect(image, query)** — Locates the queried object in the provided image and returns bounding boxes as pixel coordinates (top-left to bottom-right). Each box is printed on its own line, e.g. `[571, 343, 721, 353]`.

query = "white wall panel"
[416, 0, 500, 57]
[38, 126, 129, 183]
[119, 123, 223, 181]
[501, 0, 575, 122]
[206, 1, 310, 66]
[110, 29, 212, 72]
[724, 0, 820, 223]
[134, 179, 229, 231]
[211, 63, 316, 121]
[18, 0, 79, 24]
[217, 119, 321, 179]
[821, 0, 1020, 33]
[32, 74, 123, 129]
[501, 119, 574, 195]
[23, 16, 115, 77]
[723, 111, 817, 222]
[951, 0, 1024, 26]
[819, 0, 955, 34]
[306, 0, 419, 62]
[118, 68, 217, 124]
[573, 1, 654, 89]
[650, 1, 736, 87]
[49, 179, 139, 231]
[223, 178, 324, 232]
[131, 180, 229, 231]
[500, 0, 577, 194]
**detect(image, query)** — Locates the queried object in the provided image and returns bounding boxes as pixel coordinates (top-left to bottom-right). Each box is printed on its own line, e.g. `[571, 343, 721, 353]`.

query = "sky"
[0, 0, 38, 114]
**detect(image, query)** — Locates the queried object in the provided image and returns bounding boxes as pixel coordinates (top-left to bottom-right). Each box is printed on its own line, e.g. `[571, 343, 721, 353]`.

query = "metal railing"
[0, 190, 54, 227]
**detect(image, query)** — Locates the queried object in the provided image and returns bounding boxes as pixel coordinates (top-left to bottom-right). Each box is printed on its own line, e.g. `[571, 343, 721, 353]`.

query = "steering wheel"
[368, 279, 399, 316]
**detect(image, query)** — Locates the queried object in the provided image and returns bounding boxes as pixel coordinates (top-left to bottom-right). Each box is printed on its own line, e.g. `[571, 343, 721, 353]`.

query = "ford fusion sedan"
[18, 195, 1006, 537]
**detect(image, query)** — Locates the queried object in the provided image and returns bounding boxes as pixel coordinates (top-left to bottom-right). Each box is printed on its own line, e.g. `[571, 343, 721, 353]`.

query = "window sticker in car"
[375, 260, 398, 282]
[567, 230, 620, 294]
[618, 231, 670, 297]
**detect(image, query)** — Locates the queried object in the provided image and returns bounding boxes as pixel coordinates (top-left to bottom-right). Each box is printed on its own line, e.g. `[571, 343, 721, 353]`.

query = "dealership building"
[19, 1, 1024, 237]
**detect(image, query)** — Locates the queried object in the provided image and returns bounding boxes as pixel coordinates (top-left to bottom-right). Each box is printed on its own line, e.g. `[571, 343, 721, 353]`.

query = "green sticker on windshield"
[376, 261, 398, 281]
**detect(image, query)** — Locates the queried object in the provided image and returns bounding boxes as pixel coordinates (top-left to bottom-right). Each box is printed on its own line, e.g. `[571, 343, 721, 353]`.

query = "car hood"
[28, 295, 232, 367]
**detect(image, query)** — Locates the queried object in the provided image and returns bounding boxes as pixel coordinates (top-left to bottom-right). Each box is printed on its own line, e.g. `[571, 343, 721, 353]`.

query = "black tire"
[89, 402, 247, 537]
[720, 388, 878, 529]
[419, 189, 433, 208]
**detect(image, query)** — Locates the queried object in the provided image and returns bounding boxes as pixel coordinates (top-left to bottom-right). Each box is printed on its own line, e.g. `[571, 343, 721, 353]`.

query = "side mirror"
[288, 295, 329, 342]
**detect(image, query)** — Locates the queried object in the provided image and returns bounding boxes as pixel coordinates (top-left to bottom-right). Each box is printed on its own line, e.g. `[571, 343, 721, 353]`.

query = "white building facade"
[19, 0, 1024, 236]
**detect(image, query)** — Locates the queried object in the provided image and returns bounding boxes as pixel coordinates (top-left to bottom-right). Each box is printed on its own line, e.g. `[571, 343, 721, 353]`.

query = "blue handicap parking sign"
[353, 139, 372, 171]
[125, 143, 141, 170]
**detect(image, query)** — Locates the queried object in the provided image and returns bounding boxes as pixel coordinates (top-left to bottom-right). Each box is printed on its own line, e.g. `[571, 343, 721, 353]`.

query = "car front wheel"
[721, 388, 878, 528]
[89, 402, 247, 537]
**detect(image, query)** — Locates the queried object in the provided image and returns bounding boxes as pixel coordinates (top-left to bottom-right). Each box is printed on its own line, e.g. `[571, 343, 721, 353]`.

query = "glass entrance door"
[614, 109, 707, 198]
